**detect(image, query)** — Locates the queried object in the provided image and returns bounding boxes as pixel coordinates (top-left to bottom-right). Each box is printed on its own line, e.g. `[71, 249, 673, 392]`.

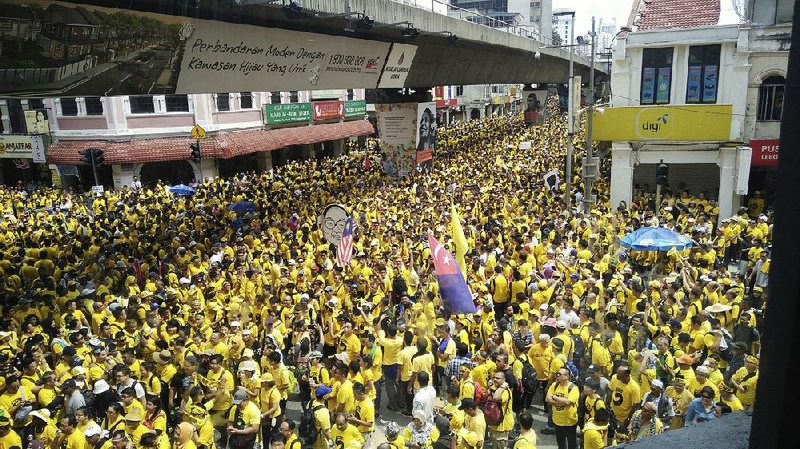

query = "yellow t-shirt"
[0, 428, 22, 449]
[227, 401, 262, 428]
[354, 397, 374, 433]
[330, 423, 364, 449]
[336, 379, 355, 414]
[378, 335, 403, 366]
[547, 382, 579, 426]
[608, 376, 641, 422]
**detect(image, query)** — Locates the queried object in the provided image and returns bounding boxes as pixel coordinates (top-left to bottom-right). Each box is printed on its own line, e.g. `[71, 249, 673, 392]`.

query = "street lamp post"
[584, 16, 597, 212]
[552, 10, 576, 213]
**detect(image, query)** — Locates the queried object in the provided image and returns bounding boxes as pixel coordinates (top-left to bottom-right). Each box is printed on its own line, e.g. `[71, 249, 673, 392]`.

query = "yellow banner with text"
[590, 104, 733, 141]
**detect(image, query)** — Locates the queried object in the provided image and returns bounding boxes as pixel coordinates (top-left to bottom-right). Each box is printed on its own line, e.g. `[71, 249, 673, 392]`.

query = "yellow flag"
[450, 204, 469, 277]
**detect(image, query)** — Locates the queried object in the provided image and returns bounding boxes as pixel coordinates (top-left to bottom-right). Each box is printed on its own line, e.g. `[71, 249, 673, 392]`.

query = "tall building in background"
[530, 0, 553, 42]
[552, 7, 575, 45]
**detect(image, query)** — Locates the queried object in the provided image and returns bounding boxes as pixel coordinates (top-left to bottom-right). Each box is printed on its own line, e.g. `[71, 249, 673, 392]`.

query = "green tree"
[552, 30, 563, 46]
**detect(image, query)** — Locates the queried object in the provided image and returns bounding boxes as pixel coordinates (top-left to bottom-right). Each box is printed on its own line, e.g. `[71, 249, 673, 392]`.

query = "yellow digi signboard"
[590, 104, 733, 141]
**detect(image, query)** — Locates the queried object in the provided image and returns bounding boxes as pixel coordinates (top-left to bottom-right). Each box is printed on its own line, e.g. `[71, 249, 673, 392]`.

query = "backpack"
[519, 356, 538, 393]
[565, 360, 580, 381]
[571, 333, 585, 366]
[468, 379, 486, 407]
[483, 391, 507, 427]
[299, 404, 325, 445]
[81, 389, 96, 408]
[287, 369, 299, 396]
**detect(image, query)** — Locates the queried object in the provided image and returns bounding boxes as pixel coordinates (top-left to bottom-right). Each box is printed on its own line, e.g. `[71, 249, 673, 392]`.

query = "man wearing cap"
[123, 408, 148, 447]
[259, 373, 281, 447]
[641, 379, 674, 425]
[0, 409, 21, 449]
[227, 389, 260, 449]
[311, 386, 332, 449]
[85, 423, 111, 449]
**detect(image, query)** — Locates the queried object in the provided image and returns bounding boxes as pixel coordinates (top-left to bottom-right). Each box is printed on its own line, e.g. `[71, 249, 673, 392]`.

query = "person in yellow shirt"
[545, 367, 579, 449]
[581, 408, 609, 449]
[608, 366, 641, 430]
[329, 413, 364, 449]
[51, 415, 87, 449]
[730, 355, 759, 409]
[311, 386, 332, 449]
[512, 412, 537, 449]
[458, 398, 486, 449]
[258, 373, 281, 446]
[332, 361, 355, 415]
[348, 383, 374, 444]
[123, 408, 149, 448]
[529, 334, 553, 402]
[488, 371, 514, 449]
[226, 389, 261, 449]
[0, 411, 22, 449]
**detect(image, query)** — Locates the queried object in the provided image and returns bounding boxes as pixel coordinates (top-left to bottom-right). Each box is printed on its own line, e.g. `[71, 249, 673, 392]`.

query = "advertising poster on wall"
[522, 87, 548, 125]
[641, 68, 656, 104]
[375, 103, 417, 178]
[0, 0, 413, 97]
[416, 102, 436, 171]
[703, 66, 719, 103]
[687, 66, 702, 103]
[656, 68, 672, 103]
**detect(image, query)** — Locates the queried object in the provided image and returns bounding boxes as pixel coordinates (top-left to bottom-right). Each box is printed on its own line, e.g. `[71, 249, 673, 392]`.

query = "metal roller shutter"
[632, 163, 720, 197]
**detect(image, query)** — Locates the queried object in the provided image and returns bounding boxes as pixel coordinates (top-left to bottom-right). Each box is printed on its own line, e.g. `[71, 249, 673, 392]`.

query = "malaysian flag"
[336, 217, 354, 267]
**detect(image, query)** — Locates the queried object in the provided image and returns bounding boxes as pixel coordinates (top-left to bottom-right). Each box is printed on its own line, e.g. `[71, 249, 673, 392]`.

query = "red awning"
[47, 120, 375, 165]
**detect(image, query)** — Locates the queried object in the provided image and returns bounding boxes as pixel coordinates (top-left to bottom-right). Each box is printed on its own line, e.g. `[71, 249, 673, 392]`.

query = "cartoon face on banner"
[318, 203, 350, 245]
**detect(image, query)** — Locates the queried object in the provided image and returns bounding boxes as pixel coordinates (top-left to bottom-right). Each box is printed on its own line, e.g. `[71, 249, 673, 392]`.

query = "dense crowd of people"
[0, 108, 769, 449]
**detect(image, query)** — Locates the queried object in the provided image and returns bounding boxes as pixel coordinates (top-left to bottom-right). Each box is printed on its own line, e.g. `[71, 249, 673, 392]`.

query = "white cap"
[556, 320, 567, 329]
[650, 379, 664, 389]
[84, 423, 103, 438]
[179, 277, 191, 285]
[230, 321, 241, 327]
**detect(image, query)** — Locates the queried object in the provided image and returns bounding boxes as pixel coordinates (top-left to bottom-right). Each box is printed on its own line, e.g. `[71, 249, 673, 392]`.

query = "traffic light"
[656, 160, 669, 187]
[93, 149, 105, 166]
[190, 142, 201, 162]
[79, 148, 93, 165]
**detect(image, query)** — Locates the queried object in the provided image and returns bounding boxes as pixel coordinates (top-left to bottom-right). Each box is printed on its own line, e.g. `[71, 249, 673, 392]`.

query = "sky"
[553, 0, 635, 35]
[553, 0, 744, 34]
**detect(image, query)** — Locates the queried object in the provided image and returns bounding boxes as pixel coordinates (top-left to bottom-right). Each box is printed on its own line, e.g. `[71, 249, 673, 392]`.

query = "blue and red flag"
[428, 233, 476, 314]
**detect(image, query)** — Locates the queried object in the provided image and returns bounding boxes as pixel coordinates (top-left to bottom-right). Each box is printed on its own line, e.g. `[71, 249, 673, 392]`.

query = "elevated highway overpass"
[0, 0, 605, 97]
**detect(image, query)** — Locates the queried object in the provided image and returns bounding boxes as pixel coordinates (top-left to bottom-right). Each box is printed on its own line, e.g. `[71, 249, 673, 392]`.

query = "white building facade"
[607, 0, 790, 220]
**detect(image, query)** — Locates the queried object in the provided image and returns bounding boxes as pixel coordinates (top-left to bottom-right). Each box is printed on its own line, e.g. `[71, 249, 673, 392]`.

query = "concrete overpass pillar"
[256, 151, 273, 172]
[610, 143, 634, 209]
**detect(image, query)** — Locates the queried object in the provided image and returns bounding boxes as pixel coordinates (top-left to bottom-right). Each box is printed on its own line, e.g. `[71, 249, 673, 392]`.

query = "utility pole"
[584, 16, 597, 212]
[565, 11, 575, 213]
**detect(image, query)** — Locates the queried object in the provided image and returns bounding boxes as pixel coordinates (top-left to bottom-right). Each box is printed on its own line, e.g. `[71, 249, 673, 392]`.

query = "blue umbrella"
[169, 184, 195, 196]
[227, 201, 258, 214]
[620, 226, 694, 251]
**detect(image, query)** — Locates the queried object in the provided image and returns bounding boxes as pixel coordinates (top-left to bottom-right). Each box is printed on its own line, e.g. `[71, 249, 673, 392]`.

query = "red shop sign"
[313, 101, 344, 120]
[435, 99, 458, 108]
[750, 139, 779, 167]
